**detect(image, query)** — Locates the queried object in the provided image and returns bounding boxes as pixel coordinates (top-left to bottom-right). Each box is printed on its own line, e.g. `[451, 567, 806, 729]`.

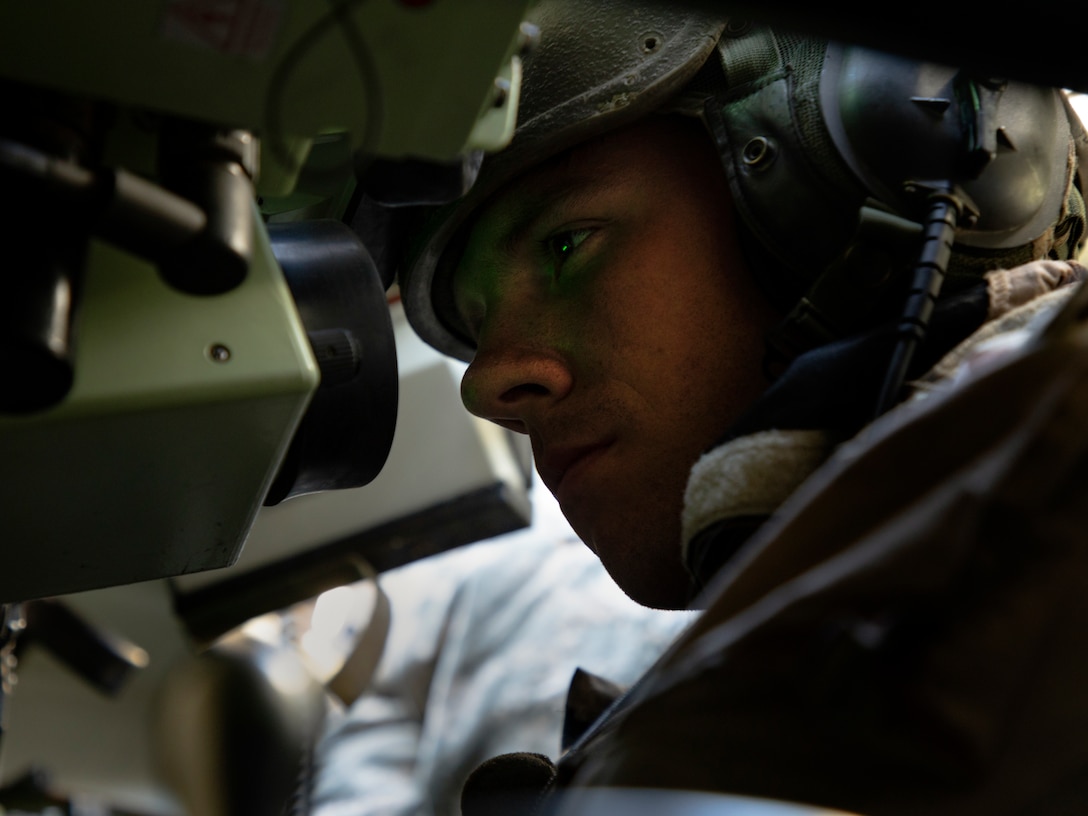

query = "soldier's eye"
[544, 228, 594, 268]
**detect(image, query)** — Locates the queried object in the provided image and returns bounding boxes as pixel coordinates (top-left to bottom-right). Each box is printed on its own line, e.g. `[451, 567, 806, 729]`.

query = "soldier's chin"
[560, 491, 695, 609]
[593, 539, 695, 611]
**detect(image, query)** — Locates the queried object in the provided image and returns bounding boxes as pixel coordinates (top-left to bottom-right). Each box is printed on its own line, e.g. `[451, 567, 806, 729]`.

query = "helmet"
[399, 0, 1087, 363]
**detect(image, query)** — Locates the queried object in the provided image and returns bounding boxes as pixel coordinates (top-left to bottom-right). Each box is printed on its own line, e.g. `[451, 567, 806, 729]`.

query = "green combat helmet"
[399, 0, 1087, 374]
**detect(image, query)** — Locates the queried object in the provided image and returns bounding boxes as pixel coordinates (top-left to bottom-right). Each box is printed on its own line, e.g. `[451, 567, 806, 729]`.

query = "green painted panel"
[0, 213, 319, 602]
[0, 0, 530, 163]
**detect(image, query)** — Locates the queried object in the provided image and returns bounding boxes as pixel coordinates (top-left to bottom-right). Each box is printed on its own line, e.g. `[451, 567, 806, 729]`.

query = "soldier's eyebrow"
[483, 127, 640, 262]
[495, 169, 622, 262]
[496, 176, 600, 258]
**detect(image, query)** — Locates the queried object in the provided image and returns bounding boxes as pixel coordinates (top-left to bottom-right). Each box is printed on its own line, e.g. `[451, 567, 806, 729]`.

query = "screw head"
[517, 22, 541, 57]
[209, 344, 231, 363]
[492, 77, 511, 109]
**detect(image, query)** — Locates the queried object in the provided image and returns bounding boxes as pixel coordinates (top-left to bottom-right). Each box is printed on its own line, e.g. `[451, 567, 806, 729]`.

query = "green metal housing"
[0, 212, 319, 602]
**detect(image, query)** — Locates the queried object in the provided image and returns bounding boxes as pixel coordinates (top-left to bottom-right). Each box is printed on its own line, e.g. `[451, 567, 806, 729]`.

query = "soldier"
[396, 2, 1088, 813]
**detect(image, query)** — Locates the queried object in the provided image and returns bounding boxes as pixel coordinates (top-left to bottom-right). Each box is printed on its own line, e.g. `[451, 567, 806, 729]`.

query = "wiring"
[264, 0, 384, 178]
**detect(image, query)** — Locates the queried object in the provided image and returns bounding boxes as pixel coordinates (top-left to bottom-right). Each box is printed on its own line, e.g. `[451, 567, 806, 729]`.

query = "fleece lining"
[681, 429, 834, 561]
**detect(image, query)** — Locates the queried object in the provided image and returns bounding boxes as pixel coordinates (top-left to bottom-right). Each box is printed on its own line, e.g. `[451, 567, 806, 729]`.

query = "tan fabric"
[921, 262, 1086, 388]
[986, 259, 1087, 320]
[680, 430, 835, 564]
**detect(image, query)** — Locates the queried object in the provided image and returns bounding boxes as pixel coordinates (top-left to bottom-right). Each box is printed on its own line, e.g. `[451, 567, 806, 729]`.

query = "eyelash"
[543, 227, 594, 268]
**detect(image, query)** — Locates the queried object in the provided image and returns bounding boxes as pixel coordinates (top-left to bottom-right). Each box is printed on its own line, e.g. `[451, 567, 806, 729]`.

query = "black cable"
[325, 0, 384, 178]
[874, 190, 964, 417]
[264, 0, 384, 177]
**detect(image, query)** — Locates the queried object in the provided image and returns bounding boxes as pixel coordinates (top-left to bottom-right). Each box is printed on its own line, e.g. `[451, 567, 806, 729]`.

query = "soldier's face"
[453, 116, 780, 608]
